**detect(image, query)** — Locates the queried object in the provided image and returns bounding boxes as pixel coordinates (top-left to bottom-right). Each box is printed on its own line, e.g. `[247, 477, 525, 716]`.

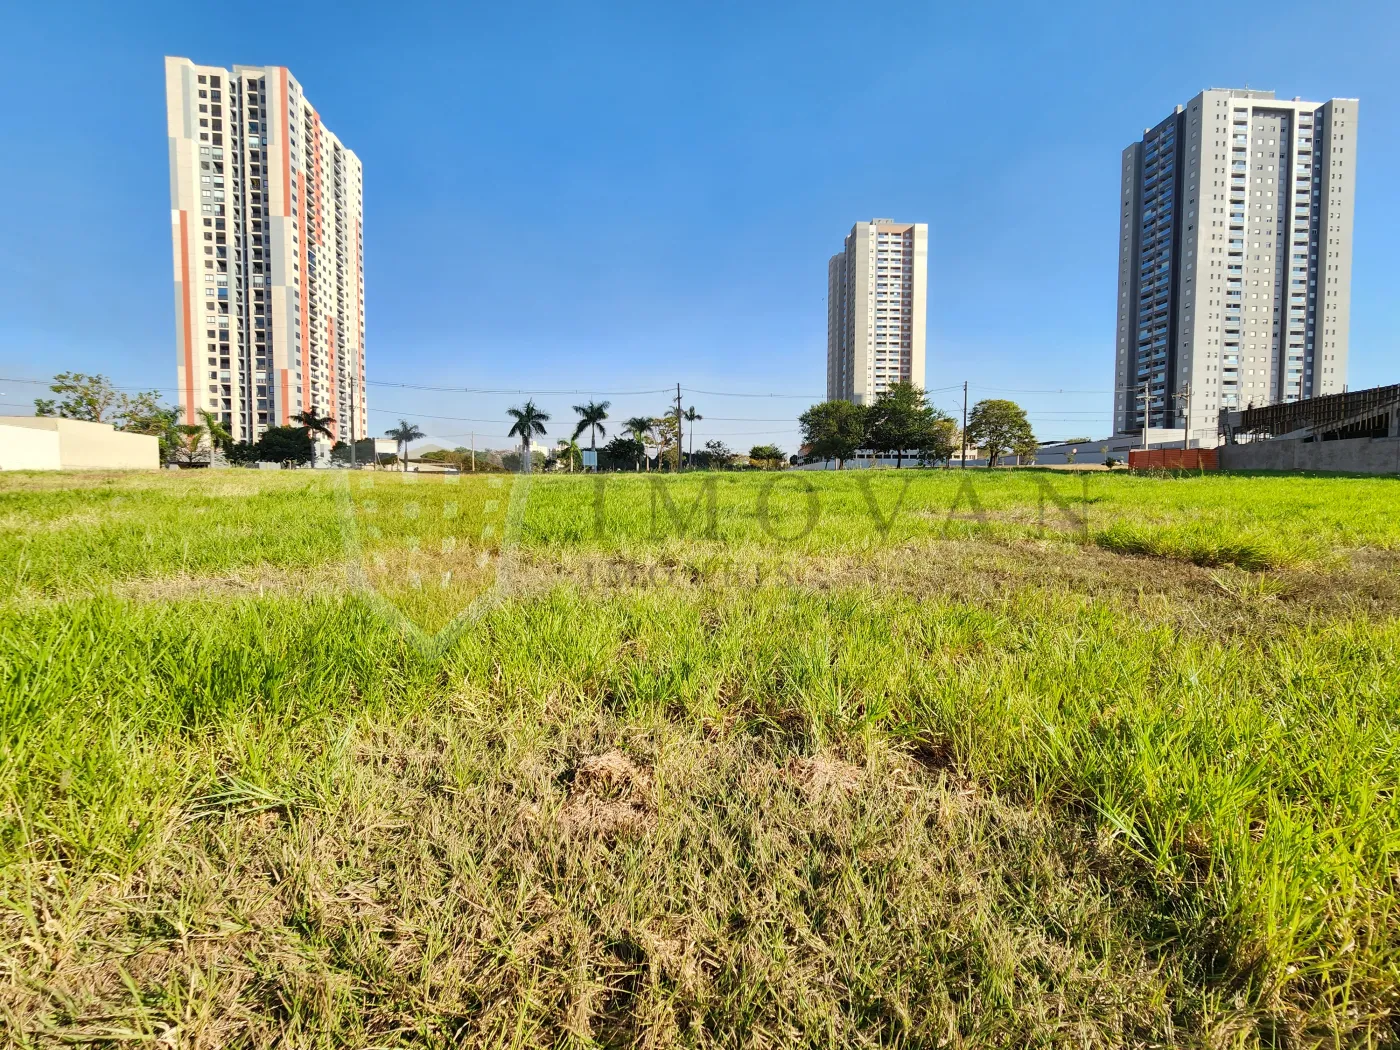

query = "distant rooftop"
[1206, 88, 1277, 99]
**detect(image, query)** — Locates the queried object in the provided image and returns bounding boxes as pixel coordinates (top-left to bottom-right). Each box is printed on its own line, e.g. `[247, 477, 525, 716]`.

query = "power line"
[970, 384, 1120, 395]
[680, 383, 963, 399]
[366, 380, 674, 396]
[367, 406, 505, 423]
[0, 375, 178, 393]
[681, 387, 823, 400]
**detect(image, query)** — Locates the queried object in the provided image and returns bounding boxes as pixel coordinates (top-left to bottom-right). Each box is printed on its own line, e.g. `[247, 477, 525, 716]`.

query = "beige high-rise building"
[1114, 88, 1357, 441]
[165, 56, 366, 447]
[826, 219, 928, 404]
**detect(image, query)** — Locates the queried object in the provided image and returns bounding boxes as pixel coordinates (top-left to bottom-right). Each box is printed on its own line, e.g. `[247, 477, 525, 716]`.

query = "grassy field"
[1, 467, 1398, 1047]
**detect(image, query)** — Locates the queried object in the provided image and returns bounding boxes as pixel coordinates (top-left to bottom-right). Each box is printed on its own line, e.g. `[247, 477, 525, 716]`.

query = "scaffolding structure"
[1222, 384, 1400, 443]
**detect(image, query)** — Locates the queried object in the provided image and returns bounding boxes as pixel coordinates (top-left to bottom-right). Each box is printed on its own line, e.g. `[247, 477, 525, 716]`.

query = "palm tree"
[682, 406, 702, 467]
[167, 423, 207, 466]
[384, 419, 424, 471]
[506, 400, 550, 474]
[195, 409, 235, 464]
[570, 400, 610, 462]
[197, 409, 234, 449]
[293, 409, 336, 442]
[625, 416, 654, 472]
[556, 438, 581, 473]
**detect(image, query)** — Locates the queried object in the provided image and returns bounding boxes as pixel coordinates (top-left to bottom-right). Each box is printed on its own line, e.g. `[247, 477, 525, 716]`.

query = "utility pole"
[1140, 380, 1151, 451]
[674, 383, 684, 472]
[349, 380, 357, 467]
[960, 380, 968, 469]
[470, 431, 475, 473]
[1174, 384, 1192, 448]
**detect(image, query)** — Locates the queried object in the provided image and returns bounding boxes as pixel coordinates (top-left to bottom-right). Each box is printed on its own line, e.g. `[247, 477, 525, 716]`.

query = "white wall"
[0, 424, 62, 470]
[0, 417, 159, 470]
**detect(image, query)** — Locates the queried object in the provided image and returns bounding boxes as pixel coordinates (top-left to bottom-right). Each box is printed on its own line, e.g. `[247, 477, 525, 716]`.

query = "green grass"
[1, 468, 1398, 1047]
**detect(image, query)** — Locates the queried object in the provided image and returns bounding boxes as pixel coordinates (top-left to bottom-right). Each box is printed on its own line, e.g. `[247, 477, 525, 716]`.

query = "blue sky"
[1, 0, 1395, 451]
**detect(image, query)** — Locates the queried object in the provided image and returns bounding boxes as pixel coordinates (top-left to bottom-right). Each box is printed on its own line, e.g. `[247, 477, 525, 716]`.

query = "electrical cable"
[366, 380, 673, 396]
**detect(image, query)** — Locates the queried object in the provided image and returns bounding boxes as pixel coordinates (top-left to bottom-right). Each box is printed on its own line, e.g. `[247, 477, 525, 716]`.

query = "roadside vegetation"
[1, 468, 1398, 1046]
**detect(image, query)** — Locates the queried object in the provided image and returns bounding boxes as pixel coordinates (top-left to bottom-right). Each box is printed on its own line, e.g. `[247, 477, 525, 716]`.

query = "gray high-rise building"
[827, 219, 928, 404]
[1113, 89, 1357, 441]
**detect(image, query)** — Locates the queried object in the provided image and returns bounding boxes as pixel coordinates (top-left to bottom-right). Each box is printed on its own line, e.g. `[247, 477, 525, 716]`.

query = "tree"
[119, 391, 179, 436]
[384, 419, 425, 471]
[224, 441, 260, 466]
[506, 400, 550, 474]
[254, 426, 314, 465]
[682, 406, 702, 466]
[602, 435, 645, 472]
[166, 424, 207, 466]
[119, 403, 184, 464]
[34, 372, 125, 423]
[917, 416, 959, 468]
[799, 399, 867, 469]
[1014, 435, 1040, 465]
[625, 416, 655, 471]
[571, 400, 611, 458]
[502, 449, 545, 472]
[199, 409, 234, 454]
[152, 409, 233, 467]
[965, 399, 1034, 468]
[292, 409, 336, 444]
[749, 444, 785, 470]
[555, 438, 582, 472]
[703, 439, 735, 470]
[866, 382, 942, 469]
[35, 372, 171, 434]
[651, 414, 679, 471]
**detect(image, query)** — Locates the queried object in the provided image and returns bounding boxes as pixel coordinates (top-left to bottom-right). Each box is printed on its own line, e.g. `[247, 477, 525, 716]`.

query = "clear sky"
[1, 0, 1395, 452]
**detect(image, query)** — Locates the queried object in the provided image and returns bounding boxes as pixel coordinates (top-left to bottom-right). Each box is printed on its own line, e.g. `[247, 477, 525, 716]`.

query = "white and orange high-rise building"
[165, 56, 365, 447]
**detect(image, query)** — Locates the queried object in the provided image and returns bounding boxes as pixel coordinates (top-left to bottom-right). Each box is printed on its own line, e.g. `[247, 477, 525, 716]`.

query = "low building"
[1034, 431, 1184, 466]
[0, 417, 159, 471]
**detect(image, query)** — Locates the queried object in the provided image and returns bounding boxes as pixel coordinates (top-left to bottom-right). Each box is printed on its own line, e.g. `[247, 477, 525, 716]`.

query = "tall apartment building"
[165, 56, 365, 446]
[826, 219, 928, 404]
[1113, 88, 1357, 440]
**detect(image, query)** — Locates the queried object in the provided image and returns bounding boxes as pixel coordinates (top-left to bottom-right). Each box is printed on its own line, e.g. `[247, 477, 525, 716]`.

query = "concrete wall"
[0, 424, 63, 470]
[1220, 435, 1400, 475]
[0, 418, 159, 470]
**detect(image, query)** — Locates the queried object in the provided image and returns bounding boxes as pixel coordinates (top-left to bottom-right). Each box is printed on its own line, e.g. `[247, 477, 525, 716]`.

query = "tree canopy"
[292, 409, 336, 442]
[966, 399, 1034, 468]
[35, 372, 169, 432]
[571, 400, 610, 450]
[748, 444, 785, 469]
[602, 435, 645, 471]
[801, 384, 955, 469]
[253, 426, 314, 465]
[799, 400, 866, 468]
[865, 382, 952, 469]
[918, 416, 960, 467]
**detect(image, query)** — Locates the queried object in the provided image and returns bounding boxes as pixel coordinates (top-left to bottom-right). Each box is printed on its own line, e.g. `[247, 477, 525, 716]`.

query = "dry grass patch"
[560, 750, 656, 838]
[2, 711, 1198, 1048]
